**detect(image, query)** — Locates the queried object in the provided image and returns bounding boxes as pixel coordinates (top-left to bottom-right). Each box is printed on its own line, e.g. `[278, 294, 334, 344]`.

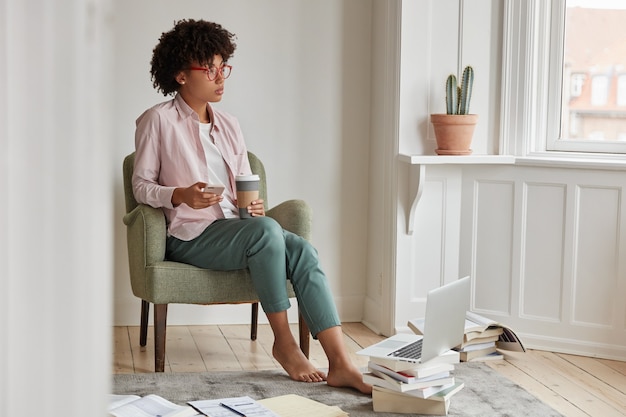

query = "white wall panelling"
[471, 177, 516, 315]
[394, 160, 626, 359]
[460, 165, 626, 360]
[521, 181, 567, 322]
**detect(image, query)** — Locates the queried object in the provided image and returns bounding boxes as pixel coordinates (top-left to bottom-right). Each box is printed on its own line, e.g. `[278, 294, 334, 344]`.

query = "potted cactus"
[431, 65, 478, 155]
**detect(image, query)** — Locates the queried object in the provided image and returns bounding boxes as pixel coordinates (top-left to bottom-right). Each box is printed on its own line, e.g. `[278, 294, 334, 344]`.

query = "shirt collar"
[174, 93, 220, 132]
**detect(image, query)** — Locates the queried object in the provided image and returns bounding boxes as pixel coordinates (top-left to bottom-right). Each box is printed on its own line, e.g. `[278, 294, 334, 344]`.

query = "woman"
[133, 18, 371, 394]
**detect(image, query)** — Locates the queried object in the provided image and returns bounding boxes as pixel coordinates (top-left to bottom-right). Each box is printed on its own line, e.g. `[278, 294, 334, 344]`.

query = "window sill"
[399, 153, 626, 170]
[515, 154, 626, 171]
[399, 153, 516, 165]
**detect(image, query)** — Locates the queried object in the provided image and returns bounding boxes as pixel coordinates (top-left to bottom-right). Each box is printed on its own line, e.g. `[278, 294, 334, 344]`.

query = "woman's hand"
[247, 199, 265, 217]
[172, 182, 223, 209]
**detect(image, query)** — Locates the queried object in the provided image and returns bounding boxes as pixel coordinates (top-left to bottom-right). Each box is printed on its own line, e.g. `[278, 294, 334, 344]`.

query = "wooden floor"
[113, 323, 626, 417]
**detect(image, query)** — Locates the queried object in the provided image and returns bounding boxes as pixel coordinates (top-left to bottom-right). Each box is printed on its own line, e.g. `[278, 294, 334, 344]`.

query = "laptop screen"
[420, 276, 470, 362]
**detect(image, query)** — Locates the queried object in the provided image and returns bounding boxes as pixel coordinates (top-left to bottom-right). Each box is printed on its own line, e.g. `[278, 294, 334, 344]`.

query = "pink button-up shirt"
[133, 94, 252, 241]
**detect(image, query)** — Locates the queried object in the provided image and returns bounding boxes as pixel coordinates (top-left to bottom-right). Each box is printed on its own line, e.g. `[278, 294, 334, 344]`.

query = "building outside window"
[570, 73, 586, 98]
[590, 75, 609, 106]
[617, 74, 626, 107]
[560, 1, 626, 145]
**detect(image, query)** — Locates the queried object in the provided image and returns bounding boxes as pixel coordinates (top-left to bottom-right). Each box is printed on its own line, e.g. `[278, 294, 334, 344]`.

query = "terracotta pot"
[430, 114, 478, 155]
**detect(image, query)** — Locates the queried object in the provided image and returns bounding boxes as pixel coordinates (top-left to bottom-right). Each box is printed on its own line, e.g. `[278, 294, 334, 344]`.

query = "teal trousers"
[165, 216, 340, 337]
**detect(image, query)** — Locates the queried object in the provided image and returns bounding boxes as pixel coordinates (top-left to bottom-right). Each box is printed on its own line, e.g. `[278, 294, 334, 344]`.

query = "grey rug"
[112, 362, 562, 416]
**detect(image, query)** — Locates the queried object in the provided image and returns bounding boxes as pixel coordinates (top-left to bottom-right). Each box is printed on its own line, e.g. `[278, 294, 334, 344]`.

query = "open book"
[108, 394, 199, 417]
[464, 311, 525, 351]
[408, 311, 525, 352]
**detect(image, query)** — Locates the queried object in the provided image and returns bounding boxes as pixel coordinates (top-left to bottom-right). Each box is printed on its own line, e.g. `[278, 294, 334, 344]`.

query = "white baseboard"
[519, 333, 626, 362]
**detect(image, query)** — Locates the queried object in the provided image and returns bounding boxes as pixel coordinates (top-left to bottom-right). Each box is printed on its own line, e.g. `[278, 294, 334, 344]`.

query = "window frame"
[501, 0, 626, 157]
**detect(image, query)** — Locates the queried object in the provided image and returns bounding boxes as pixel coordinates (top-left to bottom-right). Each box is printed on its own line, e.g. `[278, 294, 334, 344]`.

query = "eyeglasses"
[188, 65, 233, 81]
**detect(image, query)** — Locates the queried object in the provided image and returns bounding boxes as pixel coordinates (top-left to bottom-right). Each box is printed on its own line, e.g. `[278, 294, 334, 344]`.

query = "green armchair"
[122, 151, 311, 372]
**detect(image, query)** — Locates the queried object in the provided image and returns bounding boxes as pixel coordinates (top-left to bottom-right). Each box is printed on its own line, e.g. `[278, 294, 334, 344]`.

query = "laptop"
[357, 276, 470, 364]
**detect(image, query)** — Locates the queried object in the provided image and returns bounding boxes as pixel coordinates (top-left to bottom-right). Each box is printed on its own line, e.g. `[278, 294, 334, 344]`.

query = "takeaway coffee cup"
[235, 174, 260, 218]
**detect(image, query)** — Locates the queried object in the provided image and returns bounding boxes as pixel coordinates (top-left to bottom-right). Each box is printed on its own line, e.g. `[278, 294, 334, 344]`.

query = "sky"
[568, 0, 626, 9]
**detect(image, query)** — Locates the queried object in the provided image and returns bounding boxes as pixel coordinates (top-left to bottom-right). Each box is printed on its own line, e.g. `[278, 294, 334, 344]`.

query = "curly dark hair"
[150, 19, 237, 96]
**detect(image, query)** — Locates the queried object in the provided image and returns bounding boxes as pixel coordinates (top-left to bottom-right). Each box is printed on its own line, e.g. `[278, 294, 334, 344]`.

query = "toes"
[299, 372, 325, 383]
[315, 371, 327, 381]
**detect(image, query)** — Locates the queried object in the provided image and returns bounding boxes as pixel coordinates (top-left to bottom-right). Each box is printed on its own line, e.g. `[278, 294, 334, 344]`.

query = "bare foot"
[273, 342, 327, 383]
[326, 363, 372, 395]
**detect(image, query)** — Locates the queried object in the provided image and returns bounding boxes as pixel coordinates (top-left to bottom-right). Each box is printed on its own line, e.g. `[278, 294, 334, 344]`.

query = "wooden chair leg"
[154, 303, 168, 372]
[140, 300, 149, 347]
[298, 312, 310, 358]
[251, 302, 259, 341]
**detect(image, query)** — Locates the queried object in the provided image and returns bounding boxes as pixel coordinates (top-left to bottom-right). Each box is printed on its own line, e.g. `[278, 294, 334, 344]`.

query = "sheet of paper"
[189, 396, 279, 417]
[258, 394, 348, 417]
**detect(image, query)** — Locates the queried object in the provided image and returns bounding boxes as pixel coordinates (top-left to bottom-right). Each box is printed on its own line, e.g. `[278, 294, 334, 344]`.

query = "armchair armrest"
[123, 204, 167, 266]
[266, 199, 312, 241]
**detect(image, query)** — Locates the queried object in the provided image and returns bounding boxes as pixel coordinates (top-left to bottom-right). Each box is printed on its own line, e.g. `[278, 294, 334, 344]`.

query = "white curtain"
[0, 0, 113, 415]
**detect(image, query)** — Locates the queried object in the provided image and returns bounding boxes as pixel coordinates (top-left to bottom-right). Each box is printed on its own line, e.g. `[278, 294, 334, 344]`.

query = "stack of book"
[363, 351, 464, 415]
[409, 311, 525, 362]
[458, 311, 525, 361]
[456, 318, 503, 362]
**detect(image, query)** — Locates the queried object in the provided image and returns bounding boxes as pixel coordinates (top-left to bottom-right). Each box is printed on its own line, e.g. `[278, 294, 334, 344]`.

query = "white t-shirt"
[199, 122, 239, 218]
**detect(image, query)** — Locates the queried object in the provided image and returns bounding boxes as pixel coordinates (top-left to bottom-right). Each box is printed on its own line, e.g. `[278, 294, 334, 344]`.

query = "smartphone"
[203, 185, 225, 195]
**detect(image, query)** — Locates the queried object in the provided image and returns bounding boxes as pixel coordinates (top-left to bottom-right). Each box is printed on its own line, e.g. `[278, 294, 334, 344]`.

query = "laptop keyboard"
[388, 339, 423, 359]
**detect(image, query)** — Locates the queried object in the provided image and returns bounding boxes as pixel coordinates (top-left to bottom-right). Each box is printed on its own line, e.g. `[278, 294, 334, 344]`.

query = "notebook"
[357, 276, 470, 364]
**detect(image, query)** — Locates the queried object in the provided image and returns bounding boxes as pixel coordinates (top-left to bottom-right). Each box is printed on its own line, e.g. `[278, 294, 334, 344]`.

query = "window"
[557, 1, 626, 150]
[558, 0, 626, 152]
[502, 0, 626, 156]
